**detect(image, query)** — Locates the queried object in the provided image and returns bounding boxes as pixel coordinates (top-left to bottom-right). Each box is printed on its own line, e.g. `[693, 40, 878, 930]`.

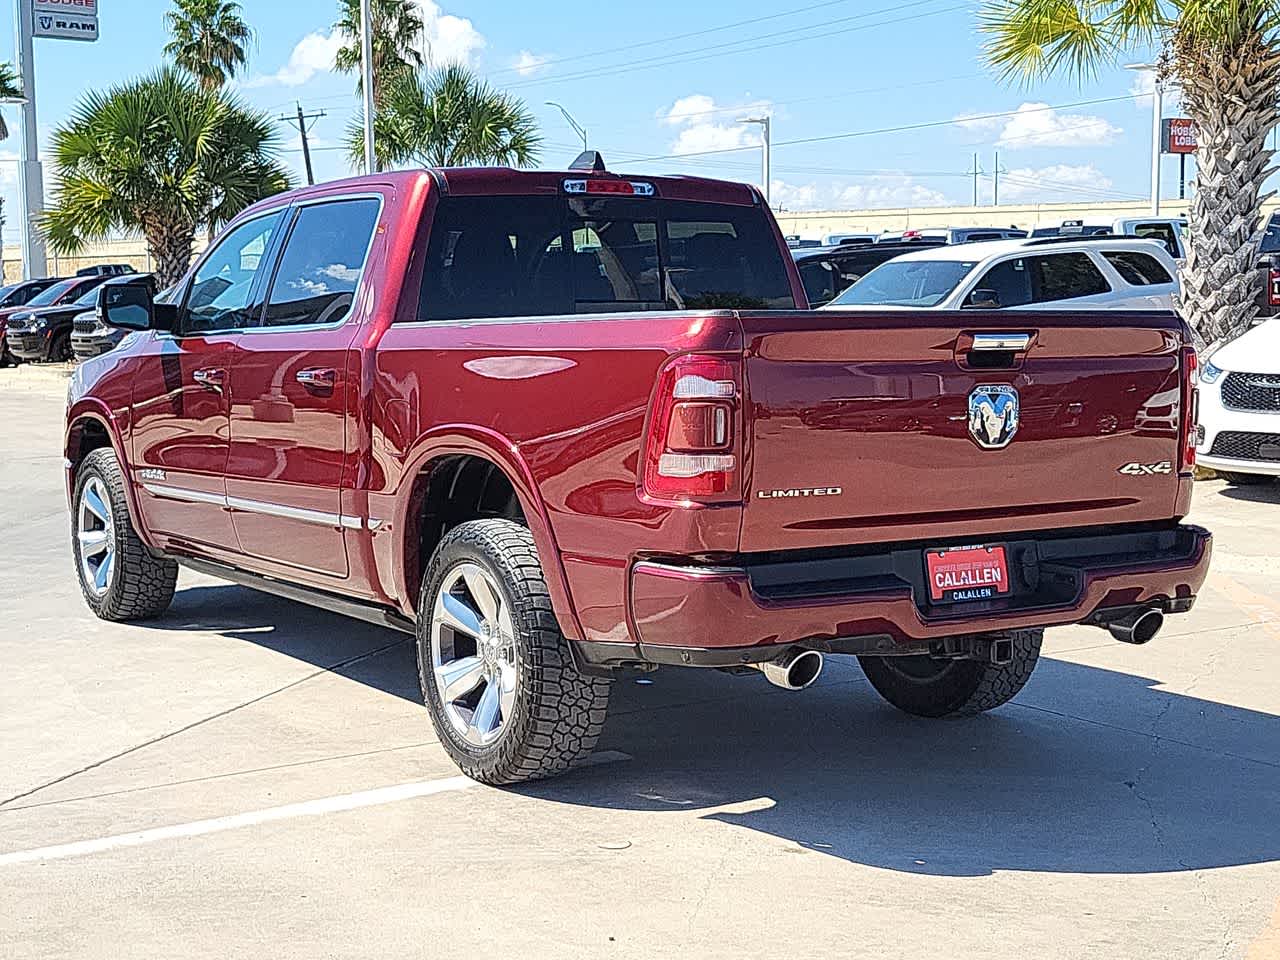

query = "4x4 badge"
[968, 384, 1019, 449]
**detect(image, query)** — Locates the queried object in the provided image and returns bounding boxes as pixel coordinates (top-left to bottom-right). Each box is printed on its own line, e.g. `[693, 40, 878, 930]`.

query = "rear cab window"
[416, 195, 795, 322]
[1131, 222, 1181, 258]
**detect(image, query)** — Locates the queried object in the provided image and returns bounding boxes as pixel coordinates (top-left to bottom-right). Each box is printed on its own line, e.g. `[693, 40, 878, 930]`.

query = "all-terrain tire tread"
[74, 448, 177, 621]
[948, 628, 1043, 716]
[417, 519, 611, 785]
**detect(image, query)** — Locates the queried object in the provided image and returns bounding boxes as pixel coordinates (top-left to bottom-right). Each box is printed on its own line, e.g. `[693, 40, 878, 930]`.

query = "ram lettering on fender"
[1118, 461, 1173, 476]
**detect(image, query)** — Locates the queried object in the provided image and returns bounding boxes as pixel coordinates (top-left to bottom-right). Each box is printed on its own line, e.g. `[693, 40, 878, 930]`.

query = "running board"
[175, 556, 417, 635]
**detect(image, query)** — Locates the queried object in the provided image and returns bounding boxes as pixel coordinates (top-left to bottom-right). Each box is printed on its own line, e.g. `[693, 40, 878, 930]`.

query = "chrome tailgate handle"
[971, 333, 1032, 351]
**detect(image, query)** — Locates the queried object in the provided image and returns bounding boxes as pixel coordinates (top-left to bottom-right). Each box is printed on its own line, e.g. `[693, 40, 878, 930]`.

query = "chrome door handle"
[193, 368, 225, 394]
[295, 368, 337, 389]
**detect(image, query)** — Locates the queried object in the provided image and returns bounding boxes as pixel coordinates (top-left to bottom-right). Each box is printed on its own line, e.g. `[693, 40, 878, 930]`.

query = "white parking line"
[0, 751, 631, 868]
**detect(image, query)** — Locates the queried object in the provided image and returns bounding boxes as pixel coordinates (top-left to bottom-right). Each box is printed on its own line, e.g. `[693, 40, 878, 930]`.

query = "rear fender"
[394, 426, 585, 641]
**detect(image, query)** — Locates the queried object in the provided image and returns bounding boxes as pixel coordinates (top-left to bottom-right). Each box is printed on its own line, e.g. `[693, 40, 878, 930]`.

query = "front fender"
[64, 399, 157, 550]
[391, 425, 585, 642]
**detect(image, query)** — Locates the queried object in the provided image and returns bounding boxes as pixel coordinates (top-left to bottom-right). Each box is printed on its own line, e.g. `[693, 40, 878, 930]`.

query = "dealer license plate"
[925, 544, 1010, 604]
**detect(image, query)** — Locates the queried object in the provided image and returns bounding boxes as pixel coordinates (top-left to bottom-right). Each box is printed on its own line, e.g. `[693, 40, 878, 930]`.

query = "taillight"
[1269, 268, 1280, 307]
[641, 354, 741, 503]
[1182, 345, 1199, 471]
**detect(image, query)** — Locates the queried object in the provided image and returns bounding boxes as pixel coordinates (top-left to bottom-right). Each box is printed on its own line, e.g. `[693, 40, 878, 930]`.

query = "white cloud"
[997, 163, 1114, 202]
[770, 175, 951, 212]
[954, 102, 1122, 148]
[246, 31, 343, 88]
[661, 93, 771, 157]
[416, 0, 485, 66]
[247, 2, 484, 90]
[512, 51, 550, 76]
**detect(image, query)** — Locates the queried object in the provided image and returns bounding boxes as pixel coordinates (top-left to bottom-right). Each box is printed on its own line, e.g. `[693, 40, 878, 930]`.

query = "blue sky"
[1, 0, 1180, 242]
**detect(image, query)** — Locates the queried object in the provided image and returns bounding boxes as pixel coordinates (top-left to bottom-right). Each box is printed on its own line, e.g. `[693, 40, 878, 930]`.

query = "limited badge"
[968, 384, 1020, 449]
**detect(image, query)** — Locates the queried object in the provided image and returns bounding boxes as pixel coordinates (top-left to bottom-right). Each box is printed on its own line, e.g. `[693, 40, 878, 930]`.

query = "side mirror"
[97, 278, 176, 332]
[965, 288, 1001, 309]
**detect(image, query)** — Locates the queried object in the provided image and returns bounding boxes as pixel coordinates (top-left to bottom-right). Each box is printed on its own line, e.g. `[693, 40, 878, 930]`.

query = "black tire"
[1220, 471, 1273, 486]
[858, 628, 1043, 718]
[72, 448, 178, 621]
[416, 519, 611, 785]
[48, 331, 72, 363]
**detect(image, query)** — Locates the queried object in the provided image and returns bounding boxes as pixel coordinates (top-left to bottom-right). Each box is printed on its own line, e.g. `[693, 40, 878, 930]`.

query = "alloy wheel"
[77, 476, 116, 597]
[430, 562, 519, 747]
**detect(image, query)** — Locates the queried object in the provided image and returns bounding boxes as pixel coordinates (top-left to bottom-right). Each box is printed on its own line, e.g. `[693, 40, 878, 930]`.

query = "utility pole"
[739, 116, 771, 205]
[15, 0, 47, 279]
[1127, 63, 1163, 215]
[993, 150, 1003, 206]
[279, 103, 326, 186]
[970, 152, 983, 207]
[360, 0, 376, 174]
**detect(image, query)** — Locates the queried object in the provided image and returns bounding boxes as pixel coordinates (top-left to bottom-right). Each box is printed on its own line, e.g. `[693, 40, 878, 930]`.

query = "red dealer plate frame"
[925, 544, 1011, 604]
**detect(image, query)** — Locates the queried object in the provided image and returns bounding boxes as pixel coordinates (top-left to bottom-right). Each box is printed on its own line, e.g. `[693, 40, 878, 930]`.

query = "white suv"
[823, 237, 1178, 311]
[1198, 319, 1280, 485]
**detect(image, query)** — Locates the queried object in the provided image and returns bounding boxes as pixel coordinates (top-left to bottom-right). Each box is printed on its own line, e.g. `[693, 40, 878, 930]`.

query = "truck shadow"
[525, 657, 1280, 878]
[152, 583, 1280, 878]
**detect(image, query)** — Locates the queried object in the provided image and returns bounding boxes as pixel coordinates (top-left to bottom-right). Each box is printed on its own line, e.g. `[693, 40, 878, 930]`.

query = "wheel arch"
[393, 427, 584, 642]
[64, 402, 153, 548]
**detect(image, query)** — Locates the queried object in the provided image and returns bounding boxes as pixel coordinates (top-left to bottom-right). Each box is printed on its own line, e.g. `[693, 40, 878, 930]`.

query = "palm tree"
[0, 63, 20, 101]
[164, 0, 253, 90]
[347, 64, 541, 170]
[43, 68, 292, 287]
[334, 0, 425, 106]
[980, 2, 1280, 344]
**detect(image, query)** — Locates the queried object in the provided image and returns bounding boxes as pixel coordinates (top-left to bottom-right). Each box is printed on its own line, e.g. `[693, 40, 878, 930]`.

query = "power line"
[505, 1, 962, 91]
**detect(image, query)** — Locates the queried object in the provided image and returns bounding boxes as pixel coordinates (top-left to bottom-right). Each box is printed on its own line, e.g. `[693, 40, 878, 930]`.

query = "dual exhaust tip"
[752, 607, 1163, 690]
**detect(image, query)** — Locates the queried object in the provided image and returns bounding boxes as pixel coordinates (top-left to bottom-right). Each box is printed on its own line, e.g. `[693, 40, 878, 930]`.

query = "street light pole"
[1127, 62, 1163, 216]
[545, 101, 587, 152]
[360, 0, 376, 175]
[14, 0, 47, 279]
[739, 116, 771, 205]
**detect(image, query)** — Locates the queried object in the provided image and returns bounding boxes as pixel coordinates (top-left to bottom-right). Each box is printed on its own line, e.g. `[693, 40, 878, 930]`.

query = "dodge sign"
[32, 0, 98, 43]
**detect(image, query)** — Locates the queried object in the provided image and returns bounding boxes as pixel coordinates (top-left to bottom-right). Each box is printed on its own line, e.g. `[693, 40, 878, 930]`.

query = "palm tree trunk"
[1176, 37, 1280, 346]
[146, 219, 196, 289]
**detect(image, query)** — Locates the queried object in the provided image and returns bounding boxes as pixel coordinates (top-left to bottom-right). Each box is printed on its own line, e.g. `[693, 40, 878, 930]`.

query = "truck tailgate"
[738, 309, 1187, 553]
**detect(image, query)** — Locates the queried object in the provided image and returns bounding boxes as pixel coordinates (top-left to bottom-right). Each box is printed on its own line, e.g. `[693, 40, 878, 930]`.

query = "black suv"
[5, 274, 121, 362]
[793, 240, 946, 307]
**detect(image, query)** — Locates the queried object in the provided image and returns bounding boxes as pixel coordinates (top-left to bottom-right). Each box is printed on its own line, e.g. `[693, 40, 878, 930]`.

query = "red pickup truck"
[65, 158, 1211, 784]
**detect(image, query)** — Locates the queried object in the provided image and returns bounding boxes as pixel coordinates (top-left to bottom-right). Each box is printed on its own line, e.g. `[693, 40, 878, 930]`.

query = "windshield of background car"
[829, 259, 976, 307]
[1261, 216, 1280, 253]
[27, 279, 79, 307]
[416, 195, 796, 321]
[71, 285, 102, 308]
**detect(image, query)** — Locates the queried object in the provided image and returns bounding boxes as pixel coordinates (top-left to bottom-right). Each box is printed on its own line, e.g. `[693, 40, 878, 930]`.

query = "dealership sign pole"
[13, 0, 98, 280]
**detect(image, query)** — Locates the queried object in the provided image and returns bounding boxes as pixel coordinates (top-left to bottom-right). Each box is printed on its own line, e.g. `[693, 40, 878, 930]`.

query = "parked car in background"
[66, 162, 1208, 786]
[72, 276, 168, 361]
[76, 264, 136, 278]
[0, 278, 68, 366]
[5, 275, 117, 362]
[793, 239, 945, 306]
[1032, 218, 1187, 260]
[1197, 318, 1280, 484]
[879, 226, 1028, 244]
[825, 236, 1179, 311]
[784, 235, 822, 250]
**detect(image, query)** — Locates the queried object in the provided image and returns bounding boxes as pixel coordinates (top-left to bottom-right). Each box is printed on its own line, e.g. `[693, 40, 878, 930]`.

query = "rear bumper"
[577, 523, 1211, 669]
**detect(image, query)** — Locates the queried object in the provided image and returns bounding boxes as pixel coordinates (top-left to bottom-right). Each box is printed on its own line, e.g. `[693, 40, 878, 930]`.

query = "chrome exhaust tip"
[1108, 608, 1164, 645]
[755, 649, 824, 690]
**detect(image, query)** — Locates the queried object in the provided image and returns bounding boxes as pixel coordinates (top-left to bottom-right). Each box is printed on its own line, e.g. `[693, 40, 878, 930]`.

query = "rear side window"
[972, 258, 1033, 307]
[416, 196, 795, 322]
[262, 198, 381, 328]
[796, 259, 837, 306]
[1103, 251, 1174, 286]
[1030, 253, 1111, 302]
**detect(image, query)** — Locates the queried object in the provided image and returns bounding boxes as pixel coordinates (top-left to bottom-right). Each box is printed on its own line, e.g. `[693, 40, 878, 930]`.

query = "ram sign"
[32, 0, 98, 42]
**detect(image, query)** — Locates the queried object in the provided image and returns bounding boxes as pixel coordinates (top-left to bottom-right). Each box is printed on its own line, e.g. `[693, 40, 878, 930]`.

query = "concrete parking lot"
[1, 365, 1278, 960]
